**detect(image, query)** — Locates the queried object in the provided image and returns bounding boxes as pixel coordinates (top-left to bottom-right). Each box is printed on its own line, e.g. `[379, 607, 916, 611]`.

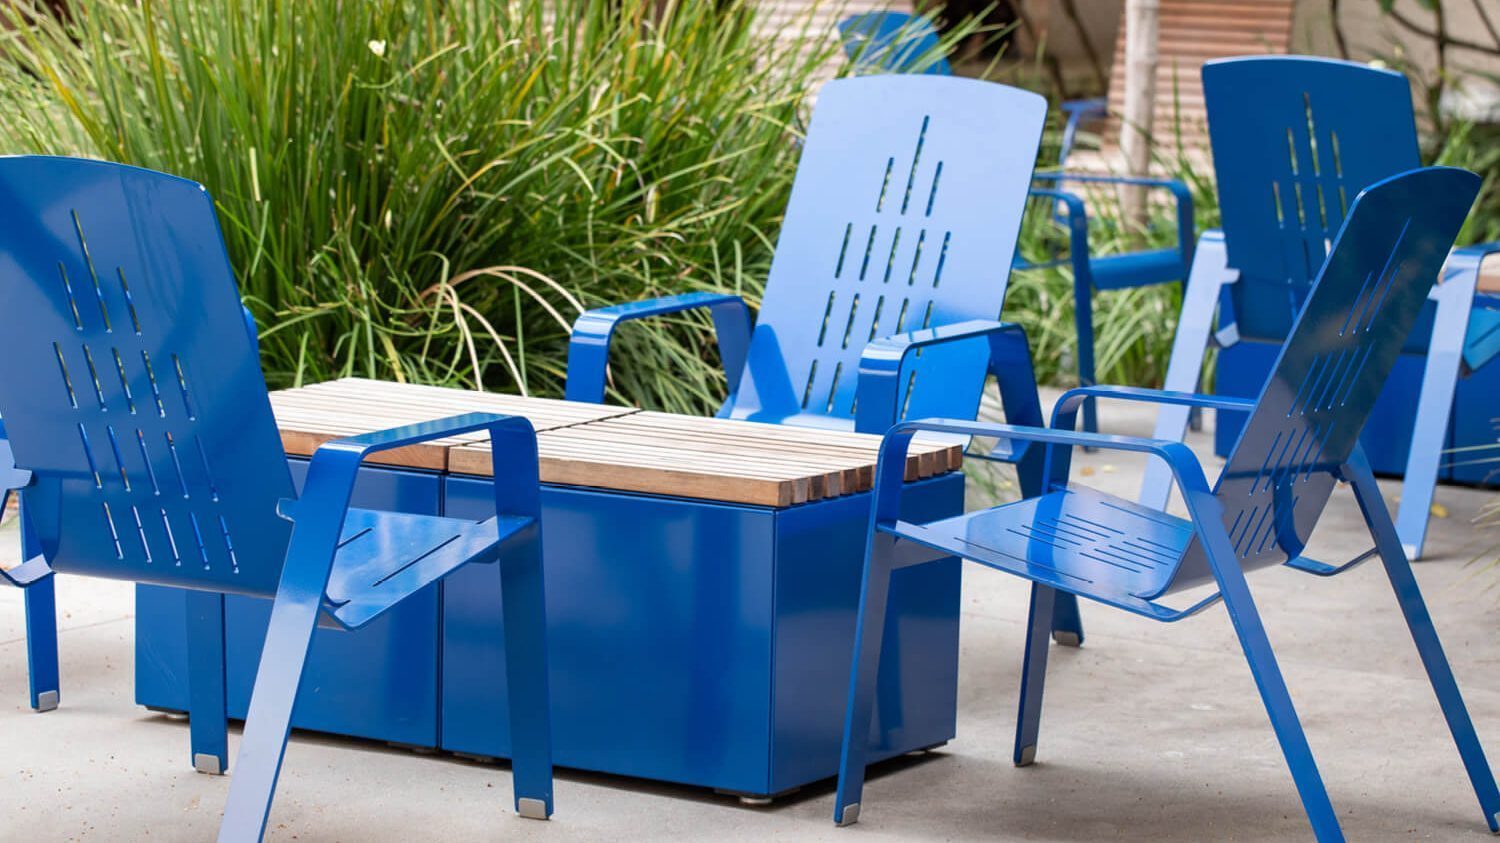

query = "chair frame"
[833, 166, 1500, 840]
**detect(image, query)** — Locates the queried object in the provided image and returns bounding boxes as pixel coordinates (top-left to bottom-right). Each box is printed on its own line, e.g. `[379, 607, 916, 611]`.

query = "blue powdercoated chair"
[1, 417, 60, 712]
[1140, 56, 1500, 560]
[0, 157, 554, 842]
[564, 73, 1088, 644]
[835, 12, 1196, 436]
[833, 166, 1500, 840]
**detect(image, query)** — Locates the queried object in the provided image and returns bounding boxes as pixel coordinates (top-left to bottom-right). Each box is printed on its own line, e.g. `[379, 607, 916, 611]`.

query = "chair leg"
[498, 535, 554, 820]
[186, 590, 229, 775]
[1140, 232, 1234, 511]
[1050, 591, 1084, 647]
[1072, 283, 1099, 436]
[1014, 584, 1058, 766]
[1200, 528, 1342, 841]
[217, 586, 323, 843]
[1395, 275, 1474, 561]
[1346, 457, 1500, 831]
[23, 572, 60, 712]
[833, 536, 897, 827]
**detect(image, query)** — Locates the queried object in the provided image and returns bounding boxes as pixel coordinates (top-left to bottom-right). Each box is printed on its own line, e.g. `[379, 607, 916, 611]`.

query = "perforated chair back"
[0, 157, 294, 598]
[837, 12, 949, 75]
[726, 75, 1045, 428]
[1157, 167, 1479, 596]
[1203, 56, 1420, 342]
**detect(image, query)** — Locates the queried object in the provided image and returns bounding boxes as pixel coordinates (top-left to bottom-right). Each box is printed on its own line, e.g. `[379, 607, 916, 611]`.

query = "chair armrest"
[564, 292, 753, 404]
[287, 412, 540, 606]
[864, 417, 1211, 527]
[855, 318, 1040, 441]
[1050, 385, 1256, 429]
[1034, 172, 1195, 265]
[1057, 98, 1106, 166]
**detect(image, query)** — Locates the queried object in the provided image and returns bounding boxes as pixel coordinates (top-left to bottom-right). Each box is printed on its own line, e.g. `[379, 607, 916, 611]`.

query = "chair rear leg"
[1072, 283, 1099, 435]
[186, 590, 229, 775]
[1394, 275, 1472, 561]
[1347, 460, 1500, 831]
[1050, 591, 1084, 647]
[23, 573, 59, 712]
[833, 536, 897, 827]
[1208, 546, 1343, 841]
[217, 588, 323, 843]
[498, 536, 554, 820]
[1014, 584, 1058, 766]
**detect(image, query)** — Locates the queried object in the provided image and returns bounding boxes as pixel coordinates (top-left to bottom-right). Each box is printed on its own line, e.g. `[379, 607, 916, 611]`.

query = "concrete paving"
[3, 390, 1499, 841]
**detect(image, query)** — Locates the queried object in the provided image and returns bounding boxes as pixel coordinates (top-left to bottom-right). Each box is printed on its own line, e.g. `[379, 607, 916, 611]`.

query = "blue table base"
[135, 460, 965, 797]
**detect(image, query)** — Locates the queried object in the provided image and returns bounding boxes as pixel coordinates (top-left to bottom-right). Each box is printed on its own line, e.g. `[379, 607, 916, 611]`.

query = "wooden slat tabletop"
[271, 379, 961, 507]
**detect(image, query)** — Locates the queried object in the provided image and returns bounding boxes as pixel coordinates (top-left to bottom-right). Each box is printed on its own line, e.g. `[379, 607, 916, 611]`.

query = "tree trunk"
[1119, 0, 1159, 228]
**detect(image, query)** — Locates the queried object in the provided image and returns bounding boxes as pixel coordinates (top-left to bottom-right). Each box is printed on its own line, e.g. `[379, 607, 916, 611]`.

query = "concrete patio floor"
[4, 389, 1500, 841]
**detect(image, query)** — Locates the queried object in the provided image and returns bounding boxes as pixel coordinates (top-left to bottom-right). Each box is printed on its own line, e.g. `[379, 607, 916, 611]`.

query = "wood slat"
[269, 380, 961, 508]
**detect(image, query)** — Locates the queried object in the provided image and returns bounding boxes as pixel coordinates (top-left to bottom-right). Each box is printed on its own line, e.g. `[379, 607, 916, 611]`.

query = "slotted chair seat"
[888, 486, 1192, 619]
[1090, 247, 1188, 291]
[323, 508, 533, 630]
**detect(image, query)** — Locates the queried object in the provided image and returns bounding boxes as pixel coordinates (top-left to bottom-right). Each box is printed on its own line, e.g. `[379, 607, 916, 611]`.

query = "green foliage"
[0, 0, 1194, 417]
[0, 0, 845, 413]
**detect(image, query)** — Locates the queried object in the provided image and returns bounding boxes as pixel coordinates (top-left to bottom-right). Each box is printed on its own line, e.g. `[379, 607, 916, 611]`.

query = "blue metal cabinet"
[440, 473, 964, 797]
[135, 459, 443, 747]
[137, 462, 966, 797]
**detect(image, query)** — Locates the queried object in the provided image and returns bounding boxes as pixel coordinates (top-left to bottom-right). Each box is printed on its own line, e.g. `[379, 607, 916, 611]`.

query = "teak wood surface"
[271, 378, 961, 508]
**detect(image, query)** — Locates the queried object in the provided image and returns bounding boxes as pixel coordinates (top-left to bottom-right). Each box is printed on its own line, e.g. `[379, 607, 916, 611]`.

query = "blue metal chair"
[837, 11, 950, 76]
[0, 157, 554, 842]
[833, 166, 1500, 840]
[1140, 56, 1500, 560]
[0, 417, 59, 712]
[835, 12, 1196, 436]
[565, 73, 1087, 644]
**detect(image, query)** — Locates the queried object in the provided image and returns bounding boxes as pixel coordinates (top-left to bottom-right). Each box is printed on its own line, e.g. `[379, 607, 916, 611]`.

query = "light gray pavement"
[3, 388, 1499, 841]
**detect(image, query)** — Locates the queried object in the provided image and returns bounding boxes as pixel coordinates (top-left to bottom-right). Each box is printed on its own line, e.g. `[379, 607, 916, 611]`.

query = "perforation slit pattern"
[805, 115, 952, 417]
[43, 209, 244, 576]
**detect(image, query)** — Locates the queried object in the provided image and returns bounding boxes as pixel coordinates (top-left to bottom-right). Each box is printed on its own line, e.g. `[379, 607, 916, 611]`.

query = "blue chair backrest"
[1203, 56, 1421, 342]
[725, 76, 1044, 427]
[837, 12, 950, 76]
[1156, 167, 1479, 597]
[0, 157, 293, 598]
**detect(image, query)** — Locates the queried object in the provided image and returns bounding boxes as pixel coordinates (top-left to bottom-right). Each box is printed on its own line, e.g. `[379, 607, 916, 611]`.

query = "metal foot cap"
[1052, 631, 1082, 647]
[1015, 744, 1037, 767]
[193, 753, 223, 775]
[517, 797, 549, 820]
[34, 690, 58, 712]
[738, 795, 774, 807]
[838, 804, 861, 826]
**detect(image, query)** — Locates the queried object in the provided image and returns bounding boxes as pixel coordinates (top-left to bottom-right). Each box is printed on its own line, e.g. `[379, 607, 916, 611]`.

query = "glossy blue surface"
[823, 29, 1194, 435]
[0, 157, 553, 840]
[567, 75, 1045, 434]
[136, 462, 446, 746]
[439, 473, 964, 796]
[139, 469, 967, 797]
[836, 168, 1500, 839]
[0, 157, 294, 597]
[1146, 56, 1500, 558]
[1204, 57, 1418, 342]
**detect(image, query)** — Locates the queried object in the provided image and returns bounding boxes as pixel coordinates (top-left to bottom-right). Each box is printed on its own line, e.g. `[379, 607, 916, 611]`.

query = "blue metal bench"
[835, 12, 1196, 436]
[0, 157, 554, 842]
[1140, 56, 1500, 560]
[0, 417, 59, 712]
[564, 73, 1090, 643]
[833, 165, 1500, 840]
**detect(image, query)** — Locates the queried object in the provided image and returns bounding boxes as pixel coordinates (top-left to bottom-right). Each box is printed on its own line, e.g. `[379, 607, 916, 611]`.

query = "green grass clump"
[0, 0, 850, 412]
